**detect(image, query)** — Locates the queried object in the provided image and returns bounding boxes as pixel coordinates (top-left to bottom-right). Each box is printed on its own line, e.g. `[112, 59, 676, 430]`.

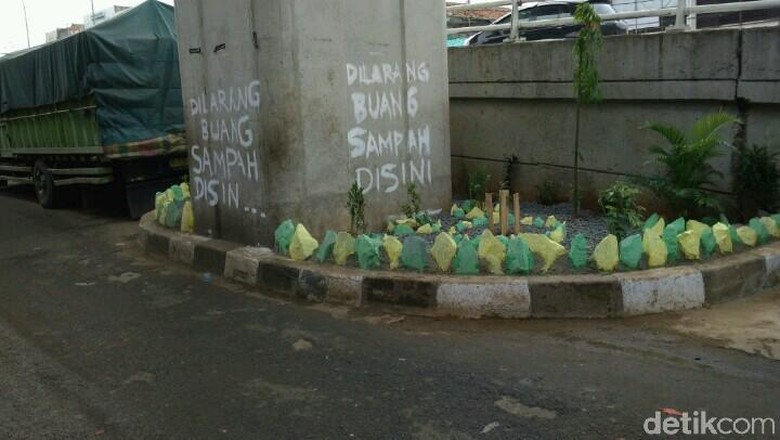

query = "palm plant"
[641, 111, 740, 218]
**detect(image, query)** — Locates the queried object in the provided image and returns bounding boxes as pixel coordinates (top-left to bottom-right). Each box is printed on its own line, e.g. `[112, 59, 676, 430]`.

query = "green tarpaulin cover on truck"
[0, 0, 183, 146]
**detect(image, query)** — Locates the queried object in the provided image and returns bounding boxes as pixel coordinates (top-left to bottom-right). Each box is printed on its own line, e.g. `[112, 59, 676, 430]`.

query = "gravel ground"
[435, 201, 610, 254]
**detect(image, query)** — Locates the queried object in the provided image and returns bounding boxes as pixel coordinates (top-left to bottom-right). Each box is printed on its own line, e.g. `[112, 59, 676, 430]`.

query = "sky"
[0, 0, 173, 55]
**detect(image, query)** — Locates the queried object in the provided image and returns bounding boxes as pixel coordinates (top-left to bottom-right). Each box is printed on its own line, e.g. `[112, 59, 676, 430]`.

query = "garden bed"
[273, 200, 779, 277]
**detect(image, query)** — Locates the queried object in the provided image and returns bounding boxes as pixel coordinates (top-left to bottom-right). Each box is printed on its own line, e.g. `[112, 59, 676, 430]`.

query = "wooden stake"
[513, 192, 521, 234]
[499, 190, 509, 236]
[485, 193, 493, 230]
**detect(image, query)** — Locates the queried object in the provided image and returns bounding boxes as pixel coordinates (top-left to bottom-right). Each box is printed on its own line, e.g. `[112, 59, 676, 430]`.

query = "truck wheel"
[33, 160, 57, 208]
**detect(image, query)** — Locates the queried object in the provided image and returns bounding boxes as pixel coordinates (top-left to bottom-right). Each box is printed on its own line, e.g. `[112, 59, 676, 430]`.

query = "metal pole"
[688, 0, 697, 29]
[21, 0, 31, 48]
[670, 0, 688, 30]
[507, 0, 520, 41]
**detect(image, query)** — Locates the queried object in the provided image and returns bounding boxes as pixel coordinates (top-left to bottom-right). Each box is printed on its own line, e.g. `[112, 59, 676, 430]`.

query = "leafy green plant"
[536, 180, 561, 206]
[468, 166, 491, 205]
[572, 2, 603, 216]
[502, 154, 519, 190]
[732, 144, 780, 216]
[401, 183, 422, 219]
[598, 181, 646, 240]
[641, 111, 739, 218]
[346, 182, 366, 235]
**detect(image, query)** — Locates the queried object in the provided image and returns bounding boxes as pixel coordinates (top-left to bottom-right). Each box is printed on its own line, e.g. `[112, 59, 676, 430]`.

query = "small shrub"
[732, 144, 780, 215]
[501, 154, 519, 190]
[641, 111, 740, 218]
[536, 180, 561, 206]
[401, 183, 422, 219]
[468, 166, 491, 205]
[598, 181, 646, 240]
[346, 182, 366, 235]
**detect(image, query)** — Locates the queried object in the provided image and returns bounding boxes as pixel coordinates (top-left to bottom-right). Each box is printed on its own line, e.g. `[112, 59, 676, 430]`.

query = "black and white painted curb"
[139, 213, 780, 319]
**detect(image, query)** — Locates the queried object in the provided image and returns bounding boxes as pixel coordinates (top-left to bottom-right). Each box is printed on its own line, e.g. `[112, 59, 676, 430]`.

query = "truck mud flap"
[125, 177, 183, 220]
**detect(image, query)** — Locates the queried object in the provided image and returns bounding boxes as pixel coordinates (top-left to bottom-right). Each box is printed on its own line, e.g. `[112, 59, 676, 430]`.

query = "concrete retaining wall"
[140, 213, 780, 319]
[448, 27, 780, 210]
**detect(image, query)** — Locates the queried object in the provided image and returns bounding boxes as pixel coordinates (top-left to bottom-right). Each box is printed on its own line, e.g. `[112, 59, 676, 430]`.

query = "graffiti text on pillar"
[189, 80, 260, 210]
[345, 61, 432, 194]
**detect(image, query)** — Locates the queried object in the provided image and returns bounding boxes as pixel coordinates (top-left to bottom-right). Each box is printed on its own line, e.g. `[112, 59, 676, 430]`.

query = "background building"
[45, 24, 85, 42]
[84, 5, 130, 28]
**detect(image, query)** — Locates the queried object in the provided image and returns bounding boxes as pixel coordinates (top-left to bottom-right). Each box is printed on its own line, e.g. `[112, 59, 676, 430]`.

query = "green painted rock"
[401, 236, 428, 272]
[506, 236, 534, 275]
[355, 235, 382, 270]
[667, 217, 685, 237]
[453, 240, 480, 275]
[700, 229, 717, 257]
[315, 230, 337, 263]
[729, 224, 741, 245]
[274, 219, 296, 255]
[749, 218, 770, 244]
[456, 221, 473, 233]
[472, 217, 489, 228]
[663, 226, 680, 263]
[620, 233, 643, 270]
[568, 233, 588, 269]
[394, 224, 415, 237]
[453, 208, 465, 219]
[533, 217, 545, 228]
[643, 213, 660, 231]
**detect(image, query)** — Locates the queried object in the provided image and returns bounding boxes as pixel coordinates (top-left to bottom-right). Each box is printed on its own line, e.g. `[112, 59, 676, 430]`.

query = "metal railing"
[446, 0, 780, 40]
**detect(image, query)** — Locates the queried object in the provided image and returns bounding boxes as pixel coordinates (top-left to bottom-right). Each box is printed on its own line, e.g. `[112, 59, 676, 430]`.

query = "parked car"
[464, 0, 627, 45]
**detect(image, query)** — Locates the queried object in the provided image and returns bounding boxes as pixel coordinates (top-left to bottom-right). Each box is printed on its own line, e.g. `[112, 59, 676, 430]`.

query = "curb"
[139, 213, 780, 319]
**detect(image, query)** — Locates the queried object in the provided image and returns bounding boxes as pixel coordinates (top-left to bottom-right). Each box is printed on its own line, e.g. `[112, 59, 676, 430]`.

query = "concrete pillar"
[175, 0, 452, 245]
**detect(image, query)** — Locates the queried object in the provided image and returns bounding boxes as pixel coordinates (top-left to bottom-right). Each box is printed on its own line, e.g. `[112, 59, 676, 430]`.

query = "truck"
[0, 0, 186, 217]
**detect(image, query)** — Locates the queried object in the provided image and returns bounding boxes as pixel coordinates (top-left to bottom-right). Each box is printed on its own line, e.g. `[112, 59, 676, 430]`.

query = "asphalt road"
[1, 185, 778, 439]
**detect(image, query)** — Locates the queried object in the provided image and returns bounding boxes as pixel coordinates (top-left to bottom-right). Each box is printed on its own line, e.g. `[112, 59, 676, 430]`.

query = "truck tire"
[33, 160, 57, 208]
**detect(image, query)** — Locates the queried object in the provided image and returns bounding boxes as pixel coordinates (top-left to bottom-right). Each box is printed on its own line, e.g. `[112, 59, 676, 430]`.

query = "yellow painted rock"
[180, 201, 194, 233]
[466, 206, 486, 220]
[493, 212, 500, 225]
[521, 216, 534, 226]
[519, 233, 566, 272]
[712, 222, 733, 254]
[449, 226, 457, 236]
[431, 233, 458, 272]
[477, 230, 506, 275]
[383, 235, 403, 270]
[548, 223, 565, 244]
[737, 226, 758, 247]
[333, 232, 356, 265]
[289, 224, 319, 261]
[386, 221, 395, 234]
[396, 217, 418, 229]
[593, 234, 619, 272]
[450, 204, 460, 215]
[545, 215, 558, 228]
[686, 219, 710, 239]
[416, 223, 433, 235]
[678, 230, 701, 260]
[761, 217, 780, 238]
[643, 217, 665, 252]
[645, 232, 667, 268]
